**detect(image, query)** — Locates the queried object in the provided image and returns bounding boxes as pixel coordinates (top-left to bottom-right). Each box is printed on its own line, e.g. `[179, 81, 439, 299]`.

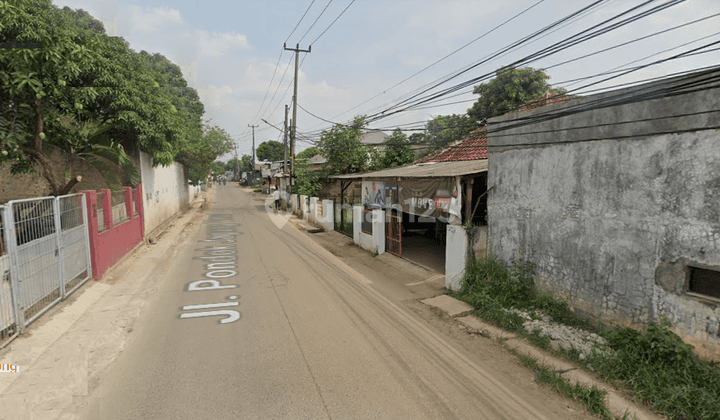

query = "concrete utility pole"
[283, 43, 311, 187]
[233, 142, 239, 181]
[283, 104, 289, 175]
[248, 124, 258, 184]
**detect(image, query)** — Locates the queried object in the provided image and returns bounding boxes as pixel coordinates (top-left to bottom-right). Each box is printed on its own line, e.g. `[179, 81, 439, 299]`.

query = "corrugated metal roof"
[332, 159, 488, 179]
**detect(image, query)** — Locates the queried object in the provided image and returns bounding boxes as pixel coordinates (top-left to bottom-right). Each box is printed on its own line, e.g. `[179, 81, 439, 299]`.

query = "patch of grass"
[526, 327, 552, 350]
[518, 354, 612, 419]
[455, 253, 720, 420]
[585, 319, 720, 420]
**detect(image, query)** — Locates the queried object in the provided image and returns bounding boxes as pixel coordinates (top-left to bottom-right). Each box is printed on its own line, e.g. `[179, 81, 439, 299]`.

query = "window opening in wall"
[361, 208, 373, 235]
[688, 266, 720, 300]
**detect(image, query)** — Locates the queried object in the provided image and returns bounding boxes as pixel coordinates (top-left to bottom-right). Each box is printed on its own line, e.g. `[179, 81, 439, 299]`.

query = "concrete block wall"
[487, 69, 720, 358]
[353, 206, 385, 255]
[139, 151, 190, 236]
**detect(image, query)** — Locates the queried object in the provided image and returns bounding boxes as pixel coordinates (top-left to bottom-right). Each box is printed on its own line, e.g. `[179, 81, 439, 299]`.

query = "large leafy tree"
[256, 140, 284, 162]
[317, 116, 368, 175]
[239, 154, 253, 171]
[424, 114, 477, 147]
[467, 66, 566, 121]
[177, 123, 234, 184]
[0, 1, 211, 195]
[293, 160, 322, 197]
[382, 129, 415, 169]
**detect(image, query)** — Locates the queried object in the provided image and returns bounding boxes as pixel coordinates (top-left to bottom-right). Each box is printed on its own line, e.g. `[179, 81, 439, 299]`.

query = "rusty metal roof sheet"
[331, 159, 488, 179]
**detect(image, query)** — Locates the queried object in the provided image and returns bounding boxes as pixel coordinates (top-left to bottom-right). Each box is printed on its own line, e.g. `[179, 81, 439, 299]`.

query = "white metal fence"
[0, 194, 92, 349]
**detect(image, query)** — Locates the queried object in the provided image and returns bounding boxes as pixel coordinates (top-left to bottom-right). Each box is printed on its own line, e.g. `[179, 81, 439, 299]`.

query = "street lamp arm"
[261, 119, 284, 133]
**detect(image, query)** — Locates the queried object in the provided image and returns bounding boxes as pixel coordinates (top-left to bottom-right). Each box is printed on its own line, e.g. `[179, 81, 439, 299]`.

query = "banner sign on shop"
[362, 177, 461, 220]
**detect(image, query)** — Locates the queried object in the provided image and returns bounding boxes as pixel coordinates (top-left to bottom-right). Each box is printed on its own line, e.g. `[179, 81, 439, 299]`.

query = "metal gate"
[0, 194, 91, 348]
[386, 210, 402, 257]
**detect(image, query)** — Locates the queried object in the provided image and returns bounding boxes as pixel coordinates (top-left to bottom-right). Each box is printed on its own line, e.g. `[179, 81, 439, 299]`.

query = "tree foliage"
[296, 146, 321, 161]
[256, 140, 284, 162]
[424, 114, 477, 147]
[317, 116, 369, 175]
[381, 129, 415, 169]
[0, 0, 224, 195]
[239, 154, 253, 171]
[467, 66, 565, 121]
[177, 123, 234, 184]
[293, 159, 322, 197]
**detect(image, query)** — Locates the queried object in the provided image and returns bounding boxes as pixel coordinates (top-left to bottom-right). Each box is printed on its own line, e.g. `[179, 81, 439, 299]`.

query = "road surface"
[74, 185, 588, 420]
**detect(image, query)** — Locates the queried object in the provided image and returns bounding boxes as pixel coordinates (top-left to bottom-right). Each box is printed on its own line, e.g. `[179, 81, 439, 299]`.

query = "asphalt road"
[76, 185, 577, 420]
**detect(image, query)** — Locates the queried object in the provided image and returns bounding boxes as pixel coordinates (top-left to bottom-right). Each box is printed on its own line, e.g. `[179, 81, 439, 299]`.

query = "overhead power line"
[310, 0, 356, 46]
[298, 0, 333, 44]
[365, 0, 689, 124]
[285, 0, 317, 43]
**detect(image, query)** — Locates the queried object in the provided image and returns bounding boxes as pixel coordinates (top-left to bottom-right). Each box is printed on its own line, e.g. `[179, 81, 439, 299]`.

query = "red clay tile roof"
[416, 127, 488, 163]
[520, 92, 571, 112]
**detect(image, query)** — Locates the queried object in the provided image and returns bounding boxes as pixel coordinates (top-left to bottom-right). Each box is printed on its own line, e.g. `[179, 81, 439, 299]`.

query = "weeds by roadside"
[453, 254, 720, 420]
[515, 351, 612, 419]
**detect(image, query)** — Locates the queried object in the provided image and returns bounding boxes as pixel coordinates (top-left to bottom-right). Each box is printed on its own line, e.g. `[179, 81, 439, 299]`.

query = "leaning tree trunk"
[21, 105, 82, 196]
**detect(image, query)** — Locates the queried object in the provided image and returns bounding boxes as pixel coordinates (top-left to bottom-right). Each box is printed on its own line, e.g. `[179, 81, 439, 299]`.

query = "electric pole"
[248, 124, 258, 184]
[283, 43, 311, 187]
[283, 104, 289, 175]
[233, 142, 239, 181]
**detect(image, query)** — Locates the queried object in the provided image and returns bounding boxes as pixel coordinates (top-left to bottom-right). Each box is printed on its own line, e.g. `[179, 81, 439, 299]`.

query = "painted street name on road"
[180, 214, 242, 324]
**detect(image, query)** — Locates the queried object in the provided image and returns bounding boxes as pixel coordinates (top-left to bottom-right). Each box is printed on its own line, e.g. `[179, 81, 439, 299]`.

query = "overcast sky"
[51, 0, 720, 161]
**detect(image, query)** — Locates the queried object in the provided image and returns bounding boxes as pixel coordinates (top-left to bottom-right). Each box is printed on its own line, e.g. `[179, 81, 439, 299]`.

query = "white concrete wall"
[188, 185, 202, 203]
[300, 195, 308, 221]
[308, 197, 318, 225]
[319, 199, 334, 231]
[446, 224, 469, 291]
[353, 207, 385, 255]
[139, 151, 190, 235]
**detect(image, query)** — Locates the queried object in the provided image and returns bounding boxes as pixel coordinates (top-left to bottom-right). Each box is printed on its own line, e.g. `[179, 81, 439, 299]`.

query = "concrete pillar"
[321, 199, 334, 231]
[309, 197, 318, 224]
[446, 224, 469, 291]
[372, 209, 385, 255]
[353, 205, 363, 245]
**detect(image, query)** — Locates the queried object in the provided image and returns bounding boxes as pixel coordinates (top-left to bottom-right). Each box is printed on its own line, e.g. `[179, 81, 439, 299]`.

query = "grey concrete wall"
[487, 69, 720, 358]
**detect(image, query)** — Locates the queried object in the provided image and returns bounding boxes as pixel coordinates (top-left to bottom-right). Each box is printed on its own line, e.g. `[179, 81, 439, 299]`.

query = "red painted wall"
[82, 185, 145, 279]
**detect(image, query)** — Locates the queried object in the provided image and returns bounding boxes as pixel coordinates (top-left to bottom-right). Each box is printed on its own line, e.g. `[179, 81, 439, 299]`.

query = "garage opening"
[398, 212, 446, 273]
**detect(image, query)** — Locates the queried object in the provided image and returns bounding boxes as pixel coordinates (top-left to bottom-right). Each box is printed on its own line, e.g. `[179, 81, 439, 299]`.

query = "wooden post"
[464, 179, 474, 224]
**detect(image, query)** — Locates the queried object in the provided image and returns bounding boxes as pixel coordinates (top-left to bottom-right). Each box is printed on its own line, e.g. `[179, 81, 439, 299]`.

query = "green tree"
[424, 114, 477, 147]
[0, 1, 206, 195]
[296, 146, 321, 161]
[177, 123, 234, 184]
[382, 129, 415, 168]
[239, 154, 253, 171]
[256, 140, 284, 162]
[317, 116, 368, 175]
[467, 66, 566, 121]
[293, 160, 322, 196]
